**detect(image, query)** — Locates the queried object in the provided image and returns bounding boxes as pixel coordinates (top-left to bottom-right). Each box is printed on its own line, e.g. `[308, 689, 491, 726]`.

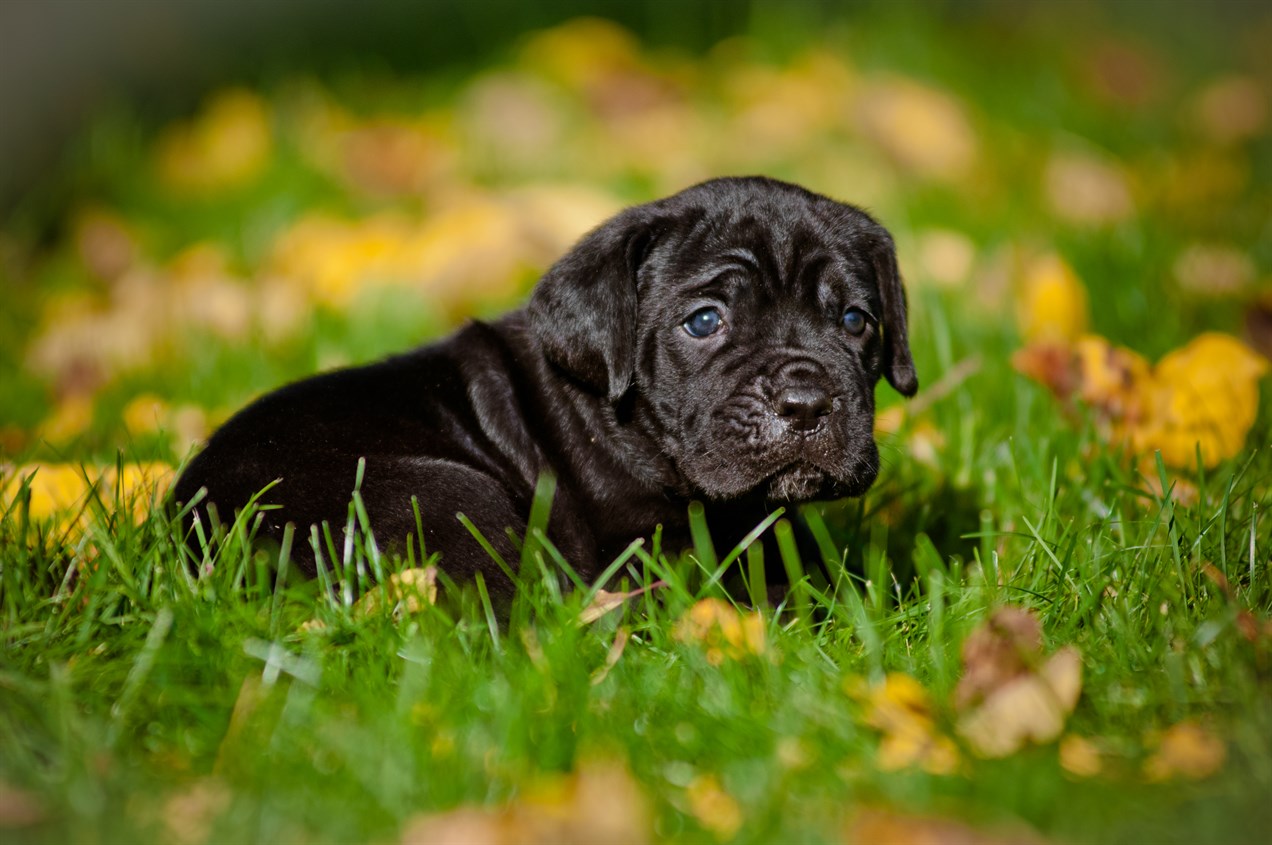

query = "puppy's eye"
[842, 308, 868, 336]
[683, 307, 723, 338]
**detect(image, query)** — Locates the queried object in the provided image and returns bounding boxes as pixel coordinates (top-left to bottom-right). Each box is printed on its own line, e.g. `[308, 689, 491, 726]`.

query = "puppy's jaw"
[670, 391, 880, 503]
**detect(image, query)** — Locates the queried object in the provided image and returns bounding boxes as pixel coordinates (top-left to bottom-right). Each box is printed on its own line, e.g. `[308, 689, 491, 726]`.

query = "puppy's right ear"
[528, 207, 660, 402]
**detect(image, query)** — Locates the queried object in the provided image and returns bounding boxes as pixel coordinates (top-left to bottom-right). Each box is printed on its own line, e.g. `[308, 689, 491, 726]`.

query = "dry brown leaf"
[845, 807, 1048, 845]
[590, 627, 631, 686]
[163, 779, 231, 845]
[673, 598, 767, 664]
[914, 228, 976, 289]
[954, 607, 1082, 759]
[1144, 720, 1227, 782]
[954, 606, 1044, 709]
[579, 581, 663, 625]
[0, 782, 45, 829]
[1189, 76, 1268, 146]
[856, 77, 978, 180]
[72, 206, 138, 282]
[1044, 150, 1135, 225]
[958, 647, 1082, 758]
[1172, 243, 1256, 296]
[400, 760, 649, 845]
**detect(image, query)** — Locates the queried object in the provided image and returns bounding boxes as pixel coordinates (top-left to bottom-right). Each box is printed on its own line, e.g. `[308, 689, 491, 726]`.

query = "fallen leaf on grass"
[303, 567, 440, 632]
[1, 462, 174, 535]
[685, 774, 743, 840]
[957, 647, 1082, 758]
[0, 782, 45, 829]
[1058, 734, 1105, 779]
[163, 779, 231, 845]
[1143, 720, 1227, 782]
[1131, 332, 1269, 469]
[590, 627, 631, 686]
[154, 88, 273, 193]
[673, 598, 767, 664]
[355, 567, 439, 617]
[845, 807, 1048, 845]
[1015, 332, 1269, 470]
[955, 607, 1083, 758]
[1172, 243, 1255, 296]
[856, 77, 978, 181]
[1189, 75, 1268, 146]
[1016, 253, 1089, 343]
[954, 606, 1044, 708]
[400, 760, 649, 845]
[858, 673, 961, 775]
[579, 581, 664, 624]
[1043, 149, 1135, 225]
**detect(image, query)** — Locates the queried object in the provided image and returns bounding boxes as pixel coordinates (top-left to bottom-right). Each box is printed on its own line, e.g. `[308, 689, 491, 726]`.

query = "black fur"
[173, 177, 917, 598]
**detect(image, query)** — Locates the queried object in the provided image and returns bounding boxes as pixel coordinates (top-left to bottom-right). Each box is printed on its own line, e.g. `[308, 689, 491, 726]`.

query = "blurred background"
[1, 0, 1269, 471]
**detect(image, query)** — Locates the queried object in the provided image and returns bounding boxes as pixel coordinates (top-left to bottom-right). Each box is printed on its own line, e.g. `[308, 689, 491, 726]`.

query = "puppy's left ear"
[528, 207, 661, 402]
[867, 227, 919, 397]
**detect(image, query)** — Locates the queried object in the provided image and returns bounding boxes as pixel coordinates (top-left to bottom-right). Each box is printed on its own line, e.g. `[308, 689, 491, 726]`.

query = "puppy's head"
[530, 176, 917, 503]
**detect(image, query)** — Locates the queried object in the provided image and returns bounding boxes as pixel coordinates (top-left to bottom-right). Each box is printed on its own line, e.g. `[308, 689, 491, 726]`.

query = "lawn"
[2, 5, 1271, 844]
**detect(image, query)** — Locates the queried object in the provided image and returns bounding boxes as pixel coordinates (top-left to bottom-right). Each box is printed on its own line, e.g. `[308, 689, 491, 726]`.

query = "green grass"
[3, 5, 1272, 843]
[3, 290, 1270, 843]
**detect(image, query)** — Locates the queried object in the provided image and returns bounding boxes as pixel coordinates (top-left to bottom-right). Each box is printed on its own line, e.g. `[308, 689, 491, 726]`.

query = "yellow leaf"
[155, 88, 273, 193]
[1143, 720, 1227, 782]
[3, 464, 92, 525]
[1073, 335, 1150, 415]
[123, 393, 171, 437]
[1131, 332, 1269, 469]
[36, 395, 96, 445]
[863, 673, 961, 775]
[1016, 254, 1090, 343]
[1058, 735, 1104, 779]
[673, 598, 767, 663]
[685, 775, 742, 840]
[353, 567, 439, 618]
[519, 18, 648, 91]
[1015, 331, 1268, 471]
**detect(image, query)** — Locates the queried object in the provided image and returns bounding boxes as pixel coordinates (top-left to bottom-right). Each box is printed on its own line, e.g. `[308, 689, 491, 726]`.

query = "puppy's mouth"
[765, 463, 831, 503]
[762, 460, 870, 503]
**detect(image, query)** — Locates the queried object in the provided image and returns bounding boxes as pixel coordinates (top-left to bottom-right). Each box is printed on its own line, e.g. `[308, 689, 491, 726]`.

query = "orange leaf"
[1144, 720, 1227, 782]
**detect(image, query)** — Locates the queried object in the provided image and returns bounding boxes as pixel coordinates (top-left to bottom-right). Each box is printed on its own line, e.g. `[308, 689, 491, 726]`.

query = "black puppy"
[173, 177, 917, 597]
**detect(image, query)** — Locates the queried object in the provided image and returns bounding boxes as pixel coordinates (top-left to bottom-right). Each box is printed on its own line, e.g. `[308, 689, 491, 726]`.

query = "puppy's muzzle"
[775, 385, 833, 432]
[769, 359, 835, 433]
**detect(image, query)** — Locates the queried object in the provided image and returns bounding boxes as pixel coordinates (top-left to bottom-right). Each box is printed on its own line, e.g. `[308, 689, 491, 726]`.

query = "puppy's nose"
[776, 386, 832, 430]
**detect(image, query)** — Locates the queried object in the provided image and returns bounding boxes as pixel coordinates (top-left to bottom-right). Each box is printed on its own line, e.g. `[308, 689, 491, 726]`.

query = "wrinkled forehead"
[649, 194, 877, 296]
